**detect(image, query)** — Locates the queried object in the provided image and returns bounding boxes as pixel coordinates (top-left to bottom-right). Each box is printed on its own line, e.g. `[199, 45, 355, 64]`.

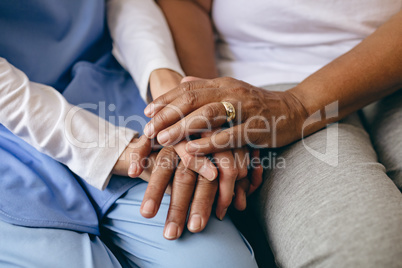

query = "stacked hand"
[143, 76, 309, 152]
[113, 75, 272, 240]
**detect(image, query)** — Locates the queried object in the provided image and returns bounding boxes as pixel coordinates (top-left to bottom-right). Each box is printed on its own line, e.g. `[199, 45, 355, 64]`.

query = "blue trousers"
[0, 181, 257, 268]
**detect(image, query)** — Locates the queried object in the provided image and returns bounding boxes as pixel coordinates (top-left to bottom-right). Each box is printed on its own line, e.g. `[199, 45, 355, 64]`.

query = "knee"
[169, 238, 257, 268]
[159, 230, 258, 268]
[298, 231, 402, 268]
[281, 206, 402, 268]
[170, 218, 258, 268]
[128, 218, 258, 268]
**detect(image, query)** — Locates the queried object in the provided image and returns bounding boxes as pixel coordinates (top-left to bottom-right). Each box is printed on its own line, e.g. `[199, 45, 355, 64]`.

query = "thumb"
[127, 135, 152, 177]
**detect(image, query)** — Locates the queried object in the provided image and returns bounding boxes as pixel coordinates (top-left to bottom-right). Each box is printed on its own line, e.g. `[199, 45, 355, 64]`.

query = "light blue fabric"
[0, 0, 148, 234]
[0, 181, 257, 268]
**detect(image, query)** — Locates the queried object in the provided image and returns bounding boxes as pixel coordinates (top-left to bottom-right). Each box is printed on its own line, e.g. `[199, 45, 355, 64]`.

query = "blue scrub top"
[0, 0, 148, 235]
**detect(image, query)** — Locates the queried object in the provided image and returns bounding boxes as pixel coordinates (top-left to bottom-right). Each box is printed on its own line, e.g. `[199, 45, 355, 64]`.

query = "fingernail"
[186, 142, 199, 153]
[200, 164, 216, 181]
[219, 208, 227, 221]
[144, 104, 154, 117]
[128, 162, 138, 177]
[157, 130, 170, 145]
[144, 123, 155, 138]
[188, 214, 202, 231]
[142, 199, 155, 216]
[164, 222, 179, 240]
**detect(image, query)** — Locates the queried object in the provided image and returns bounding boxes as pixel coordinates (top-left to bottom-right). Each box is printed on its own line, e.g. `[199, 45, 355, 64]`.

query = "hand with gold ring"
[143, 76, 309, 155]
[133, 73, 263, 240]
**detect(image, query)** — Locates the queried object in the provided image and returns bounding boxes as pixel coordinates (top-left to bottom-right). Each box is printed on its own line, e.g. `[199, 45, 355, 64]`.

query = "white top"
[0, 0, 183, 190]
[212, 0, 402, 87]
[107, 0, 185, 102]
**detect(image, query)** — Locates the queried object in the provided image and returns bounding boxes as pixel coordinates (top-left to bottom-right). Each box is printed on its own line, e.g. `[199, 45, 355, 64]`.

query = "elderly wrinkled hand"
[125, 74, 265, 240]
[143, 77, 309, 155]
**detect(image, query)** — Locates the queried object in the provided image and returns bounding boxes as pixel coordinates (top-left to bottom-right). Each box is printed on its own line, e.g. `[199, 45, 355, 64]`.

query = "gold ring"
[221, 102, 236, 122]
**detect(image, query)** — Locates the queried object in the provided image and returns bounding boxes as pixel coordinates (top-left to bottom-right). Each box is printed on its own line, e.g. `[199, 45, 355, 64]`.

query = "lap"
[252, 113, 402, 267]
[0, 219, 120, 268]
[0, 181, 257, 268]
[101, 181, 257, 268]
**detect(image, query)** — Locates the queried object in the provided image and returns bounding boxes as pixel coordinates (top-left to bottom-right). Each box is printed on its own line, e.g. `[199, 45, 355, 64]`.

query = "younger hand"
[112, 135, 153, 178]
[139, 145, 219, 240]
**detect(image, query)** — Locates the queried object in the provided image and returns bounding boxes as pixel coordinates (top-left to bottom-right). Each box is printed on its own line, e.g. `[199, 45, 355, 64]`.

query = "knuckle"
[202, 105, 218, 119]
[174, 169, 196, 186]
[146, 184, 163, 195]
[237, 167, 248, 180]
[156, 95, 168, 106]
[183, 91, 198, 107]
[191, 199, 212, 210]
[155, 158, 173, 171]
[226, 167, 239, 180]
[219, 76, 233, 84]
[209, 77, 220, 86]
[168, 203, 187, 216]
[180, 82, 192, 92]
[155, 148, 176, 170]
[154, 111, 169, 125]
[230, 86, 248, 95]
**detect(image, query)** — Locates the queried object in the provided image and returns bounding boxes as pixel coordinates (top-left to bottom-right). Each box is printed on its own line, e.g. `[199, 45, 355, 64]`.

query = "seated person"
[139, 0, 402, 267]
[0, 0, 260, 267]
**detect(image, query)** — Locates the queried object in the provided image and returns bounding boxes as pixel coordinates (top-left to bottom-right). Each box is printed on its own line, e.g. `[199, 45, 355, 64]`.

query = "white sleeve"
[107, 0, 185, 103]
[0, 58, 137, 190]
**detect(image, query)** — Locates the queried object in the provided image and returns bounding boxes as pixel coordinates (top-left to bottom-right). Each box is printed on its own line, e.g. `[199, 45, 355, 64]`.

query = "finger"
[140, 146, 177, 218]
[164, 162, 197, 240]
[181, 76, 203, 83]
[174, 141, 217, 181]
[127, 135, 153, 178]
[149, 137, 163, 151]
[156, 102, 228, 146]
[187, 175, 218, 233]
[137, 152, 156, 183]
[143, 88, 225, 139]
[213, 150, 237, 220]
[185, 124, 251, 155]
[248, 149, 263, 196]
[233, 147, 250, 181]
[144, 78, 221, 117]
[234, 178, 250, 211]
